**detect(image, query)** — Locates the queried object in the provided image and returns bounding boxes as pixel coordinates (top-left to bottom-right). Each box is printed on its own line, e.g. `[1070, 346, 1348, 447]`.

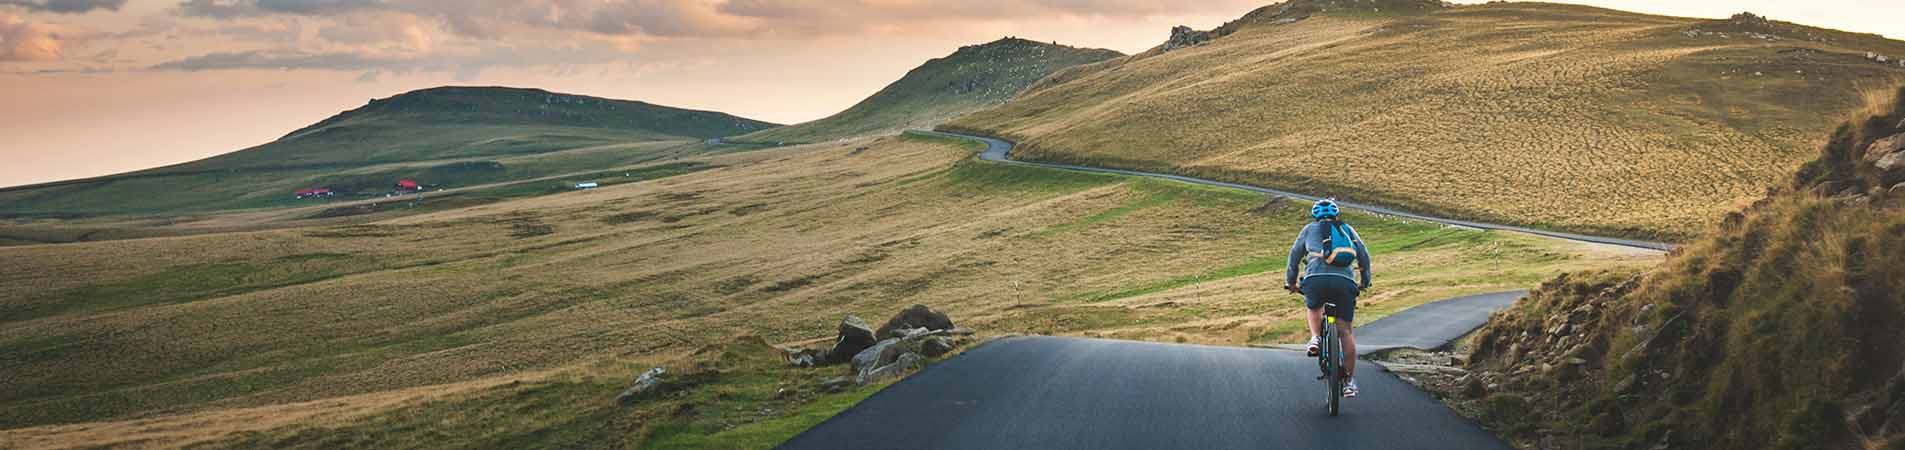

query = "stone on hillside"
[920, 336, 957, 357]
[825, 314, 877, 365]
[617, 367, 667, 406]
[819, 376, 854, 393]
[1874, 133, 1905, 183]
[1868, 134, 1905, 162]
[852, 338, 903, 373]
[858, 352, 926, 384]
[875, 304, 955, 340]
[784, 347, 826, 368]
[1867, 134, 1905, 180]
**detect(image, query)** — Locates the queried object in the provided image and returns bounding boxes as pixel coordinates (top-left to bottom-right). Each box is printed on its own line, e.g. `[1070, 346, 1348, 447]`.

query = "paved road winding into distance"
[780, 293, 1529, 450]
[916, 130, 1673, 252]
[781, 133, 1648, 449]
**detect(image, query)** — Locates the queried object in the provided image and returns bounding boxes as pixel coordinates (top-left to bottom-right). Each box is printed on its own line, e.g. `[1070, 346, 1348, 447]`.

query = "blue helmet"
[1311, 199, 1340, 220]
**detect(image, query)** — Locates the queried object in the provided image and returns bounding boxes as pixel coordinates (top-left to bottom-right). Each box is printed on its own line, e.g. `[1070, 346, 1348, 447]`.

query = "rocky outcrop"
[1162, 26, 1217, 52]
[874, 304, 954, 340]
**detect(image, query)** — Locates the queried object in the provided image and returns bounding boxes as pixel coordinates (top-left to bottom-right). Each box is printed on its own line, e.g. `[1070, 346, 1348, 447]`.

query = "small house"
[294, 188, 334, 199]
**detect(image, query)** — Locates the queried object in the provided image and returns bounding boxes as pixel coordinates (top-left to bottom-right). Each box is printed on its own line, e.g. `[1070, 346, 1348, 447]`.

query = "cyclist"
[1284, 199, 1372, 398]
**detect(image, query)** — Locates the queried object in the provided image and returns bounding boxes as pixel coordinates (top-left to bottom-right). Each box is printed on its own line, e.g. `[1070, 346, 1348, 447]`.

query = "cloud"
[135, 0, 1254, 75]
[172, 0, 1258, 39]
[318, 12, 430, 51]
[179, 0, 755, 38]
[1, 14, 64, 61]
[148, 49, 386, 70]
[0, 0, 126, 14]
[175, 0, 377, 19]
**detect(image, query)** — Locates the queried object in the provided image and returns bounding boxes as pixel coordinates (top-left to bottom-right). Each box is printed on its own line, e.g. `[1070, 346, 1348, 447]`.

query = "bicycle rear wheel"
[1325, 321, 1341, 416]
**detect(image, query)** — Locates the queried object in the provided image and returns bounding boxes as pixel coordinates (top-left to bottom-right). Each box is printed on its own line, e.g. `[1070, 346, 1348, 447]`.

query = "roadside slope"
[1454, 88, 1905, 449]
[736, 38, 1120, 144]
[946, 0, 1905, 241]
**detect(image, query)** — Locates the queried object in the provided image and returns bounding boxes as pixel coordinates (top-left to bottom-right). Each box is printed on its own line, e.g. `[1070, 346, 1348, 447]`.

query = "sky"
[1, 0, 1901, 188]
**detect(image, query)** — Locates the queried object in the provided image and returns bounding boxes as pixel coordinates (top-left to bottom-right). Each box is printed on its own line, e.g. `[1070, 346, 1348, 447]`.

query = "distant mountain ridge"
[737, 38, 1121, 144]
[0, 86, 779, 217]
[195, 86, 779, 171]
[284, 86, 776, 142]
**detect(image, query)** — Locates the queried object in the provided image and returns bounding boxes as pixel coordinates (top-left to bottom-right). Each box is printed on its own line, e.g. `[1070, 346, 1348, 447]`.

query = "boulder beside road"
[875, 304, 955, 340]
[787, 305, 978, 387]
[824, 315, 877, 365]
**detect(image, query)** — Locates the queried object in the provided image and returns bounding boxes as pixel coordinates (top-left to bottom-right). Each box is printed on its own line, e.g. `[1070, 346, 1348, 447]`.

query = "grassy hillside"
[735, 38, 1121, 144]
[0, 87, 778, 218]
[945, 0, 1905, 241]
[1457, 88, 1905, 449]
[0, 133, 1653, 449]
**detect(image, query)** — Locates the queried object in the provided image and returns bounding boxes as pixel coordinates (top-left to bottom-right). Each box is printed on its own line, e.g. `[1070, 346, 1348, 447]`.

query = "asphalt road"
[915, 130, 1673, 252]
[1354, 290, 1527, 353]
[777, 336, 1511, 450]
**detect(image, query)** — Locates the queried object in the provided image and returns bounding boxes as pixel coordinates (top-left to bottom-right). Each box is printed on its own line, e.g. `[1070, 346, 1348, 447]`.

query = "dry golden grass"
[947, 2, 1905, 240]
[0, 134, 1654, 447]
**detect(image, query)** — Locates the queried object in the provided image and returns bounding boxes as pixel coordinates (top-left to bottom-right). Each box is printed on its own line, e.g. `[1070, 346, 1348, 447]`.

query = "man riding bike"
[1284, 199, 1372, 398]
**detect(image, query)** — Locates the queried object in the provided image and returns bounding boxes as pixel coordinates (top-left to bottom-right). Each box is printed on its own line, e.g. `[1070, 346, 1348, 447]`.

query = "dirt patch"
[303, 225, 398, 239]
[600, 210, 659, 225]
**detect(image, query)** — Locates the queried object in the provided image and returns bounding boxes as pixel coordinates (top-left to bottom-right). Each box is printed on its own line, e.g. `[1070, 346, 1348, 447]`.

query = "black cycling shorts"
[1302, 276, 1359, 323]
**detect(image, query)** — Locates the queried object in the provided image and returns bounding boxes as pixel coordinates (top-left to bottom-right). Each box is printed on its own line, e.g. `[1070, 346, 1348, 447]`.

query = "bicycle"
[1290, 285, 1348, 416]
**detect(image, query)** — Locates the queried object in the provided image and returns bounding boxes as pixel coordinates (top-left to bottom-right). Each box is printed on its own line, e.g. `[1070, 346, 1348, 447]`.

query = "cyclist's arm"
[1285, 225, 1307, 288]
[1350, 225, 1372, 288]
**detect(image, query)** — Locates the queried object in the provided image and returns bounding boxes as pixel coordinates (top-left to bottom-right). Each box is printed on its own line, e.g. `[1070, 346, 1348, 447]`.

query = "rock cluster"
[1162, 26, 1216, 53]
[785, 304, 976, 386]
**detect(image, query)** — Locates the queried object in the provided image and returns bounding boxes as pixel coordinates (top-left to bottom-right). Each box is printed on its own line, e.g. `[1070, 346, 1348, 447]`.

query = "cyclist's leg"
[1340, 320, 1357, 379]
[1334, 277, 1360, 380]
[1302, 282, 1324, 340]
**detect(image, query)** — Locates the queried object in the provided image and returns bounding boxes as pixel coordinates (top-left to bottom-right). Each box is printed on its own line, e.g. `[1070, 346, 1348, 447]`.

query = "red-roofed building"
[395, 179, 421, 191]
[294, 188, 334, 199]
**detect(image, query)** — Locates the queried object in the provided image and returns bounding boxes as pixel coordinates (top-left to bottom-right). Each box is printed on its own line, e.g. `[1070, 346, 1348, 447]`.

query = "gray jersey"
[1284, 221, 1371, 287]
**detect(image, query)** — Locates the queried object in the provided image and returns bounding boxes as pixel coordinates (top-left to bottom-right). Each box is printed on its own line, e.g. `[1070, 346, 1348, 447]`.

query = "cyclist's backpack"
[1320, 221, 1359, 267]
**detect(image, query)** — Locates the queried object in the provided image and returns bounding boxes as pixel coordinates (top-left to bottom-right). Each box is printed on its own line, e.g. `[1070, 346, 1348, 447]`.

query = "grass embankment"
[0, 133, 1652, 448]
[946, 0, 1905, 241]
[0, 87, 778, 218]
[734, 38, 1120, 144]
[1459, 88, 1905, 449]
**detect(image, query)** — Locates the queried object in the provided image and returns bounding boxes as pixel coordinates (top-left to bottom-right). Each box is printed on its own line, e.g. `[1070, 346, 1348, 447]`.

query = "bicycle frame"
[1317, 303, 1345, 416]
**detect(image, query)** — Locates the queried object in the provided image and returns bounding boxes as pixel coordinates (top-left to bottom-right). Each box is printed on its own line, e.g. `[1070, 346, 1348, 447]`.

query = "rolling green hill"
[735, 38, 1121, 144]
[944, 0, 1905, 241]
[0, 86, 778, 217]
